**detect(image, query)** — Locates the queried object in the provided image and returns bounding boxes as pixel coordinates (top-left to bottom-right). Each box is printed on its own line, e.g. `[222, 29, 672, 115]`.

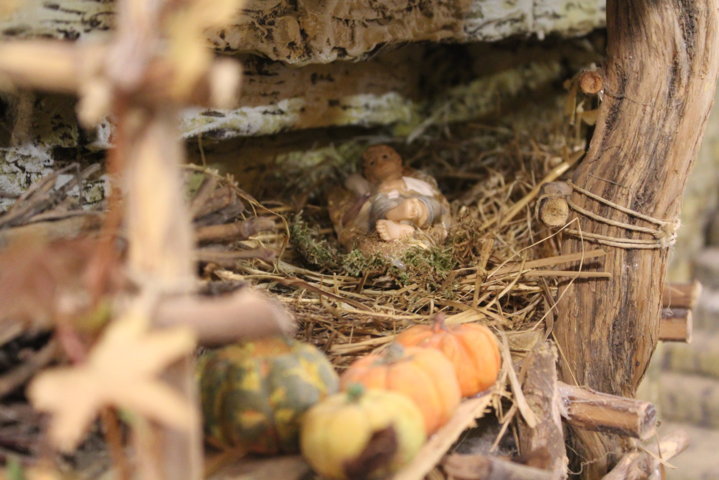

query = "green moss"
[290, 213, 459, 296]
[289, 215, 341, 270]
[340, 249, 388, 277]
[390, 245, 457, 293]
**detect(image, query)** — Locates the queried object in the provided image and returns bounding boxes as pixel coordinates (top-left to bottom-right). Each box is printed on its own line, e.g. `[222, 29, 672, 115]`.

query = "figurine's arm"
[344, 173, 371, 195]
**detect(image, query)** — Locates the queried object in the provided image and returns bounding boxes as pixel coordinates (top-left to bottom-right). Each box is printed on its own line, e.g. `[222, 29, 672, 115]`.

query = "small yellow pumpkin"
[301, 384, 426, 480]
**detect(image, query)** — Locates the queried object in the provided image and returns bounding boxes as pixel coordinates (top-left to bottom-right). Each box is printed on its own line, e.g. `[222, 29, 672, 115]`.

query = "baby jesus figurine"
[328, 145, 451, 254]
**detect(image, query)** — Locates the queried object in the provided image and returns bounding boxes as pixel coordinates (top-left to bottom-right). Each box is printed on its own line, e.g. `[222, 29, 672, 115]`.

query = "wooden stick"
[190, 182, 237, 221]
[662, 281, 702, 309]
[520, 270, 611, 279]
[195, 217, 275, 243]
[518, 343, 567, 478]
[196, 248, 277, 266]
[557, 382, 657, 440]
[659, 308, 692, 343]
[0, 41, 80, 93]
[601, 430, 689, 480]
[602, 451, 652, 480]
[490, 249, 606, 276]
[154, 289, 295, 345]
[0, 214, 102, 245]
[0, 340, 57, 398]
[485, 155, 580, 230]
[443, 453, 556, 480]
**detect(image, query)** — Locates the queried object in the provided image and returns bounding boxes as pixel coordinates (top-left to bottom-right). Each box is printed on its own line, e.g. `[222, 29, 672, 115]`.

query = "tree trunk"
[554, 0, 719, 477]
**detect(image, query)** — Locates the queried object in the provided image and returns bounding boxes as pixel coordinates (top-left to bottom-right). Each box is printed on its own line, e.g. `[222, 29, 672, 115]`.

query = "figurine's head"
[362, 145, 403, 183]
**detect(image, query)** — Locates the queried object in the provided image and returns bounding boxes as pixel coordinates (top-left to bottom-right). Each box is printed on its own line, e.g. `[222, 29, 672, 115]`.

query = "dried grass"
[198, 119, 606, 373]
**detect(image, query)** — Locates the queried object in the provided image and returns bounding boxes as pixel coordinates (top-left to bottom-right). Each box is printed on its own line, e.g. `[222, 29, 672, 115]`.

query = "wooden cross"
[0, 0, 245, 478]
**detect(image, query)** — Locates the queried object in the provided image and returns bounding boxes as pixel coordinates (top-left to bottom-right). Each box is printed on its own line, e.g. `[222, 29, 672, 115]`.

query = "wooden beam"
[392, 395, 493, 480]
[553, 0, 719, 476]
[558, 382, 656, 440]
[662, 281, 702, 309]
[557, 382, 657, 440]
[659, 308, 692, 343]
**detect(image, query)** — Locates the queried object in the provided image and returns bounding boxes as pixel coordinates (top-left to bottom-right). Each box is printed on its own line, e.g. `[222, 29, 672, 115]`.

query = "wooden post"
[662, 281, 702, 309]
[553, 0, 719, 476]
[0, 1, 246, 477]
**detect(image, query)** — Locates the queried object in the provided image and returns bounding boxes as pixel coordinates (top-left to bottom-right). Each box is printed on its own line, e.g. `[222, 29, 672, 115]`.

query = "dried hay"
[187, 116, 609, 478]
[0, 107, 607, 478]
[197, 120, 603, 369]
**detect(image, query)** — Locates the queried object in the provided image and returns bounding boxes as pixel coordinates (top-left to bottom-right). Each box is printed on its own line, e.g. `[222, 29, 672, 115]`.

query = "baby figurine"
[328, 145, 451, 253]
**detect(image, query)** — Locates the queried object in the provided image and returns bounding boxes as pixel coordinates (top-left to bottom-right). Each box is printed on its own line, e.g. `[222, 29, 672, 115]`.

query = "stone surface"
[693, 248, 719, 289]
[178, 42, 592, 141]
[693, 289, 719, 332]
[1, 0, 606, 65]
[0, 93, 104, 212]
[660, 330, 719, 378]
[658, 372, 719, 429]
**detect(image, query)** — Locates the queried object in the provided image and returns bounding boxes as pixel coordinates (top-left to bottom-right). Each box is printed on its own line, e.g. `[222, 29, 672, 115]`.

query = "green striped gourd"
[198, 337, 339, 454]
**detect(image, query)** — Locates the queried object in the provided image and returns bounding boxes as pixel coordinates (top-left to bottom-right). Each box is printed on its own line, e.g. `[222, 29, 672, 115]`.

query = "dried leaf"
[28, 311, 197, 451]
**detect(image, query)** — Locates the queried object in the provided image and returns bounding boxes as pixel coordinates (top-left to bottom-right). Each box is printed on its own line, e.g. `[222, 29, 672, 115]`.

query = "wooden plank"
[209, 455, 310, 480]
[443, 453, 556, 480]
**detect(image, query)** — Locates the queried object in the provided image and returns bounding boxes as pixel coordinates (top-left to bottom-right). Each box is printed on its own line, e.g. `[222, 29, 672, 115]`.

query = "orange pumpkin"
[395, 314, 501, 397]
[340, 344, 460, 434]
